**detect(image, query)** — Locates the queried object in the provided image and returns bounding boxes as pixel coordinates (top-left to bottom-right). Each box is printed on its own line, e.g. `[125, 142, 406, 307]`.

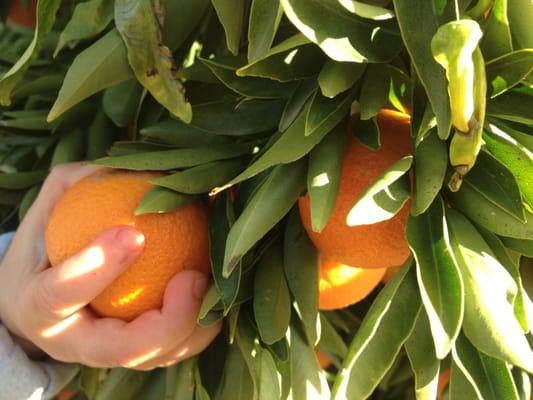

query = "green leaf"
[95, 369, 149, 400]
[254, 244, 292, 344]
[483, 125, 533, 210]
[226, 89, 354, 188]
[217, 345, 255, 400]
[347, 155, 412, 226]
[79, 367, 107, 400]
[331, 263, 421, 400]
[318, 313, 348, 359]
[140, 119, 232, 146]
[307, 123, 345, 232]
[134, 187, 195, 215]
[393, 0, 452, 139]
[223, 160, 306, 276]
[0, 0, 61, 105]
[318, 60, 365, 99]
[51, 129, 86, 167]
[354, 117, 381, 150]
[508, 0, 533, 50]
[212, 0, 244, 55]
[305, 87, 356, 136]
[48, 29, 133, 122]
[209, 192, 240, 311]
[163, 0, 210, 51]
[405, 311, 440, 400]
[449, 359, 479, 400]
[94, 142, 254, 171]
[406, 197, 464, 359]
[107, 141, 173, 157]
[481, 0, 513, 60]
[255, 346, 281, 400]
[115, 0, 192, 122]
[289, 321, 330, 400]
[486, 50, 533, 98]
[247, 0, 283, 62]
[280, 0, 402, 63]
[447, 179, 533, 240]
[446, 209, 533, 373]
[0, 170, 46, 190]
[279, 79, 317, 132]
[500, 236, 533, 257]
[103, 80, 143, 128]
[18, 185, 40, 220]
[452, 333, 519, 400]
[487, 89, 533, 125]
[412, 129, 447, 215]
[462, 150, 526, 222]
[55, 0, 114, 56]
[359, 64, 411, 119]
[284, 209, 320, 344]
[200, 57, 296, 98]
[151, 159, 242, 194]
[337, 0, 395, 20]
[238, 34, 324, 82]
[87, 112, 115, 160]
[190, 99, 285, 136]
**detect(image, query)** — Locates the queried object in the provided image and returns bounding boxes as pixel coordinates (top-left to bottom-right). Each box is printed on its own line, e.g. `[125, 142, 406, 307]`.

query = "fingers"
[32, 226, 144, 320]
[75, 271, 209, 367]
[134, 323, 222, 370]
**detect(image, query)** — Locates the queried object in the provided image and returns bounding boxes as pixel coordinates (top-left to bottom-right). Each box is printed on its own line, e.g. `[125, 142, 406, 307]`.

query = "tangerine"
[45, 169, 210, 321]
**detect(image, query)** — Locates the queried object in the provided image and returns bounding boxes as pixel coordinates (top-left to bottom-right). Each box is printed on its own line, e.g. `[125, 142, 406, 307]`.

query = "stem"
[454, 0, 461, 20]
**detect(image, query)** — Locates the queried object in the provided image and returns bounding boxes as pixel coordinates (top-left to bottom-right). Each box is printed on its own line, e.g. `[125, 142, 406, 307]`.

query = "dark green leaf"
[140, 119, 232, 146]
[247, 0, 283, 62]
[238, 34, 324, 82]
[487, 89, 533, 125]
[318, 60, 365, 98]
[405, 311, 440, 400]
[55, 0, 114, 56]
[449, 359, 482, 400]
[284, 209, 319, 344]
[486, 50, 533, 98]
[87, 112, 115, 160]
[12, 73, 64, 101]
[305, 87, 356, 136]
[48, 29, 133, 122]
[18, 185, 40, 220]
[393, 0, 452, 139]
[331, 263, 421, 400]
[508, 0, 533, 50]
[103, 80, 143, 128]
[412, 129, 447, 215]
[94, 142, 254, 170]
[201, 57, 296, 98]
[107, 141, 173, 157]
[0, 170, 46, 189]
[355, 117, 381, 150]
[212, 0, 245, 55]
[223, 160, 306, 276]
[255, 346, 281, 400]
[217, 345, 255, 400]
[318, 313, 348, 359]
[347, 155, 412, 226]
[500, 237, 533, 257]
[51, 129, 86, 167]
[134, 187, 195, 215]
[307, 123, 345, 232]
[163, 0, 210, 51]
[279, 79, 317, 132]
[115, 0, 192, 122]
[406, 197, 463, 358]
[95, 369, 149, 400]
[0, 0, 61, 105]
[254, 244, 291, 344]
[481, 0, 513, 60]
[446, 209, 533, 373]
[209, 192, 241, 311]
[280, 0, 402, 63]
[191, 99, 285, 136]
[151, 159, 242, 194]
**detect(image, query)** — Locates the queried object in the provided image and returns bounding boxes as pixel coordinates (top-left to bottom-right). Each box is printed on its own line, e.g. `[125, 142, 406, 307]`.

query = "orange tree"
[0, 0, 532, 399]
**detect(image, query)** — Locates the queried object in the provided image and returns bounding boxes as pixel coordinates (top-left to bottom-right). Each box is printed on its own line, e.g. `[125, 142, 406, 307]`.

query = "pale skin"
[0, 163, 221, 370]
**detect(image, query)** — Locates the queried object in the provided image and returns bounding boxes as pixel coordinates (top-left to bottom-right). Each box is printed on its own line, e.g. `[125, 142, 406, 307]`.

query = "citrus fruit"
[7, 0, 36, 27]
[45, 169, 210, 321]
[319, 255, 386, 310]
[316, 349, 332, 369]
[437, 369, 451, 400]
[299, 109, 412, 269]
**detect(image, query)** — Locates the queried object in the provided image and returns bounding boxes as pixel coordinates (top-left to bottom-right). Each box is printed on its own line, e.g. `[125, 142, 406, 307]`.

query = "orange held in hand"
[299, 109, 412, 269]
[319, 255, 386, 310]
[45, 169, 210, 321]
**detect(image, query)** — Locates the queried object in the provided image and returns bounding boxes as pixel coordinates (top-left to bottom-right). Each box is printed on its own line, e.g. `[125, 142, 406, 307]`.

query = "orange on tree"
[299, 109, 412, 269]
[45, 169, 210, 321]
[319, 255, 386, 310]
[7, 0, 36, 27]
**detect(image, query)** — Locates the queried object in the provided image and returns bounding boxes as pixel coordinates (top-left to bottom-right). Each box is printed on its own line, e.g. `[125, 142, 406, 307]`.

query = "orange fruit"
[316, 349, 332, 369]
[7, 0, 36, 27]
[299, 109, 412, 269]
[46, 169, 210, 321]
[56, 389, 76, 400]
[437, 369, 451, 400]
[319, 255, 386, 310]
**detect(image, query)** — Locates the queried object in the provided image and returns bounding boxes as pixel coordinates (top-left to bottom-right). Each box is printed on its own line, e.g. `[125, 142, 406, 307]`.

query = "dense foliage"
[0, 0, 532, 399]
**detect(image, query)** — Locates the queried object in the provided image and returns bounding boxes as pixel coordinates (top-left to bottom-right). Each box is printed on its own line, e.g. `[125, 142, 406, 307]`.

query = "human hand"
[0, 163, 221, 369]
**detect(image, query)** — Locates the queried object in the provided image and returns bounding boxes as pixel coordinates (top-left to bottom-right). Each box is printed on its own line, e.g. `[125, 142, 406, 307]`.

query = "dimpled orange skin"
[319, 255, 386, 310]
[45, 169, 210, 321]
[299, 109, 412, 269]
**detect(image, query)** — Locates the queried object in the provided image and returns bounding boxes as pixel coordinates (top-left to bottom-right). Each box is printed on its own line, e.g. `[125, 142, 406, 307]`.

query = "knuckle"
[32, 281, 62, 318]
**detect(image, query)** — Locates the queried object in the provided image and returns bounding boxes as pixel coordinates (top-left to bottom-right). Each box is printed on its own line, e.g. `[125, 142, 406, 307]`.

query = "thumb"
[34, 226, 144, 320]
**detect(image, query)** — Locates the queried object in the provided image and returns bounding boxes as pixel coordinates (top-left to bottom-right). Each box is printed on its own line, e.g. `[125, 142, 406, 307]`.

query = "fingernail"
[117, 227, 145, 251]
[193, 276, 208, 300]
